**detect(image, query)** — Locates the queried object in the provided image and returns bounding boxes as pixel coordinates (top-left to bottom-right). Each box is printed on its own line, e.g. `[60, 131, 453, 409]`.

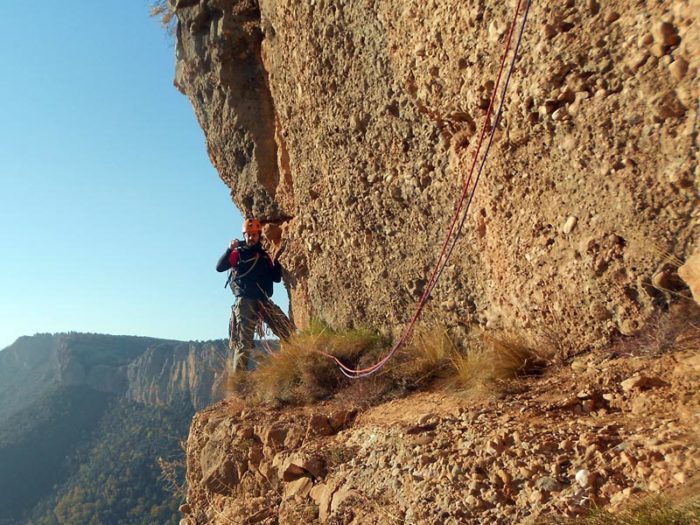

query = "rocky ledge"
[179, 328, 699, 524]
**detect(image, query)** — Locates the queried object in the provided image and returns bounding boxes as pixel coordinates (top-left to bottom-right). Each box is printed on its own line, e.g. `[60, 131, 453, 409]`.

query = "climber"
[216, 218, 293, 372]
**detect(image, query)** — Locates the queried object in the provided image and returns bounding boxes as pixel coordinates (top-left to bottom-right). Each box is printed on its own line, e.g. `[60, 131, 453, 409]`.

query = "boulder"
[312, 481, 339, 523]
[679, 252, 700, 305]
[280, 453, 327, 481]
[284, 477, 313, 500]
[330, 486, 359, 513]
[329, 409, 356, 432]
[261, 424, 288, 449]
[307, 414, 334, 436]
[621, 374, 667, 392]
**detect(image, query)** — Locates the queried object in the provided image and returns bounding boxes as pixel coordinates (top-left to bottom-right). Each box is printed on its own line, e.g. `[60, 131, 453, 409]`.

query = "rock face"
[174, 0, 699, 350]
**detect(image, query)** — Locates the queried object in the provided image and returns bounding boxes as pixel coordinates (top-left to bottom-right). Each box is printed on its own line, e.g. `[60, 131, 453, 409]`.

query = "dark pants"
[230, 297, 293, 372]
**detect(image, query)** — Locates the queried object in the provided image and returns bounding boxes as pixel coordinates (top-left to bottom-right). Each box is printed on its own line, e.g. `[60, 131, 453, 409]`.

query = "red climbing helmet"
[242, 218, 263, 235]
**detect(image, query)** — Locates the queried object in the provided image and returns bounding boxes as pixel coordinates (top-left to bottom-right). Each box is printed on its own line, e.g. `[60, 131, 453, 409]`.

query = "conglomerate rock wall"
[174, 0, 699, 351]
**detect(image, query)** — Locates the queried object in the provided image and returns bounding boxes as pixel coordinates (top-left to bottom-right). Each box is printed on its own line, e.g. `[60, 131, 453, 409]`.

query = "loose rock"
[652, 21, 680, 47]
[669, 58, 688, 81]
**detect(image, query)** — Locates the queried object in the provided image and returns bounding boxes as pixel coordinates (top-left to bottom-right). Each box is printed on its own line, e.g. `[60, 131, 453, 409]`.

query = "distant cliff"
[0, 333, 228, 422]
[0, 333, 156, 426]
[126, 340, 227, 410]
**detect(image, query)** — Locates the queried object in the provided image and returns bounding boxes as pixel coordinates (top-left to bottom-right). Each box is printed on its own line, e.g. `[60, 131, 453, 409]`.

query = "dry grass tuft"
[369, 327, 550, 398]
[388, 326, 457, 387]
[639, 238, 685, 269]
[228, 319, 385, 405]
[451, 347, 491, 391]
[550, 490, 700, 525]
[452, 332, 549, 392]
[226, 321, 554, 405]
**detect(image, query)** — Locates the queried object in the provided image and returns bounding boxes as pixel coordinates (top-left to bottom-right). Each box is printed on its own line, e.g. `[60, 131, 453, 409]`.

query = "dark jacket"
[216, 242, 282, 299]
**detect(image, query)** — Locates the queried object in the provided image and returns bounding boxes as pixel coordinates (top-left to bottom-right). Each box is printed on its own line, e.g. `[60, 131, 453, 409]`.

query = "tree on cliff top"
[150, 0, 176, 36]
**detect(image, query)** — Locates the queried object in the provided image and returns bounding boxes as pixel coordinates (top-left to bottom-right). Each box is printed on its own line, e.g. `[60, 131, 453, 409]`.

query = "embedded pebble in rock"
[621, 374, 665, 392]
[650, 42, 667, 58]
[536, 476, 563, 492]
[627, 51, 650, 72]
[605, 11, 621, 24]
[638, 33, 654, 47]
[674, 472, 688, 483]
[669, 58, 689, 81]
[562, 216, 578, 235]
[575, 469, 591, 488]
[530, 490, 546, 504]
[652, 21, 680, 47]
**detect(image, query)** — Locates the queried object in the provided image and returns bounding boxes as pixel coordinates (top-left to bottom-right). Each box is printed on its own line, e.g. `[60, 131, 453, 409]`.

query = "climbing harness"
[236, 253, 261, 279]
[324, 0, 534, 378]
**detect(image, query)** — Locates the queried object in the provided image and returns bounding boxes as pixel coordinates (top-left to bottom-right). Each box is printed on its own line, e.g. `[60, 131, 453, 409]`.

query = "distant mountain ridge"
[0, 332, 230, 525]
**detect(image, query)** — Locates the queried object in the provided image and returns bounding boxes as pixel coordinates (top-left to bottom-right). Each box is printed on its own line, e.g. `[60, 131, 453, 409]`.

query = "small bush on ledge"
[452, 332, 550, 393]
[227, 319, 387, 405]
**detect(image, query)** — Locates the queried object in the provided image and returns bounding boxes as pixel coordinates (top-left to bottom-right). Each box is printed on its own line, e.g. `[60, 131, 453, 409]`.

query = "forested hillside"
[25, 398, 192, 525]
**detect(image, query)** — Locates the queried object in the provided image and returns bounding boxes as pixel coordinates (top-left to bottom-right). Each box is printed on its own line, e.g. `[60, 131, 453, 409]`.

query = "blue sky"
[0, 1, 287, 350]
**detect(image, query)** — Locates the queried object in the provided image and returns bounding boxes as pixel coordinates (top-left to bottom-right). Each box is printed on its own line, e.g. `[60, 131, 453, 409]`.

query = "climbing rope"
[325, 0, 534, 378]
[224, 252, 260, 292]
